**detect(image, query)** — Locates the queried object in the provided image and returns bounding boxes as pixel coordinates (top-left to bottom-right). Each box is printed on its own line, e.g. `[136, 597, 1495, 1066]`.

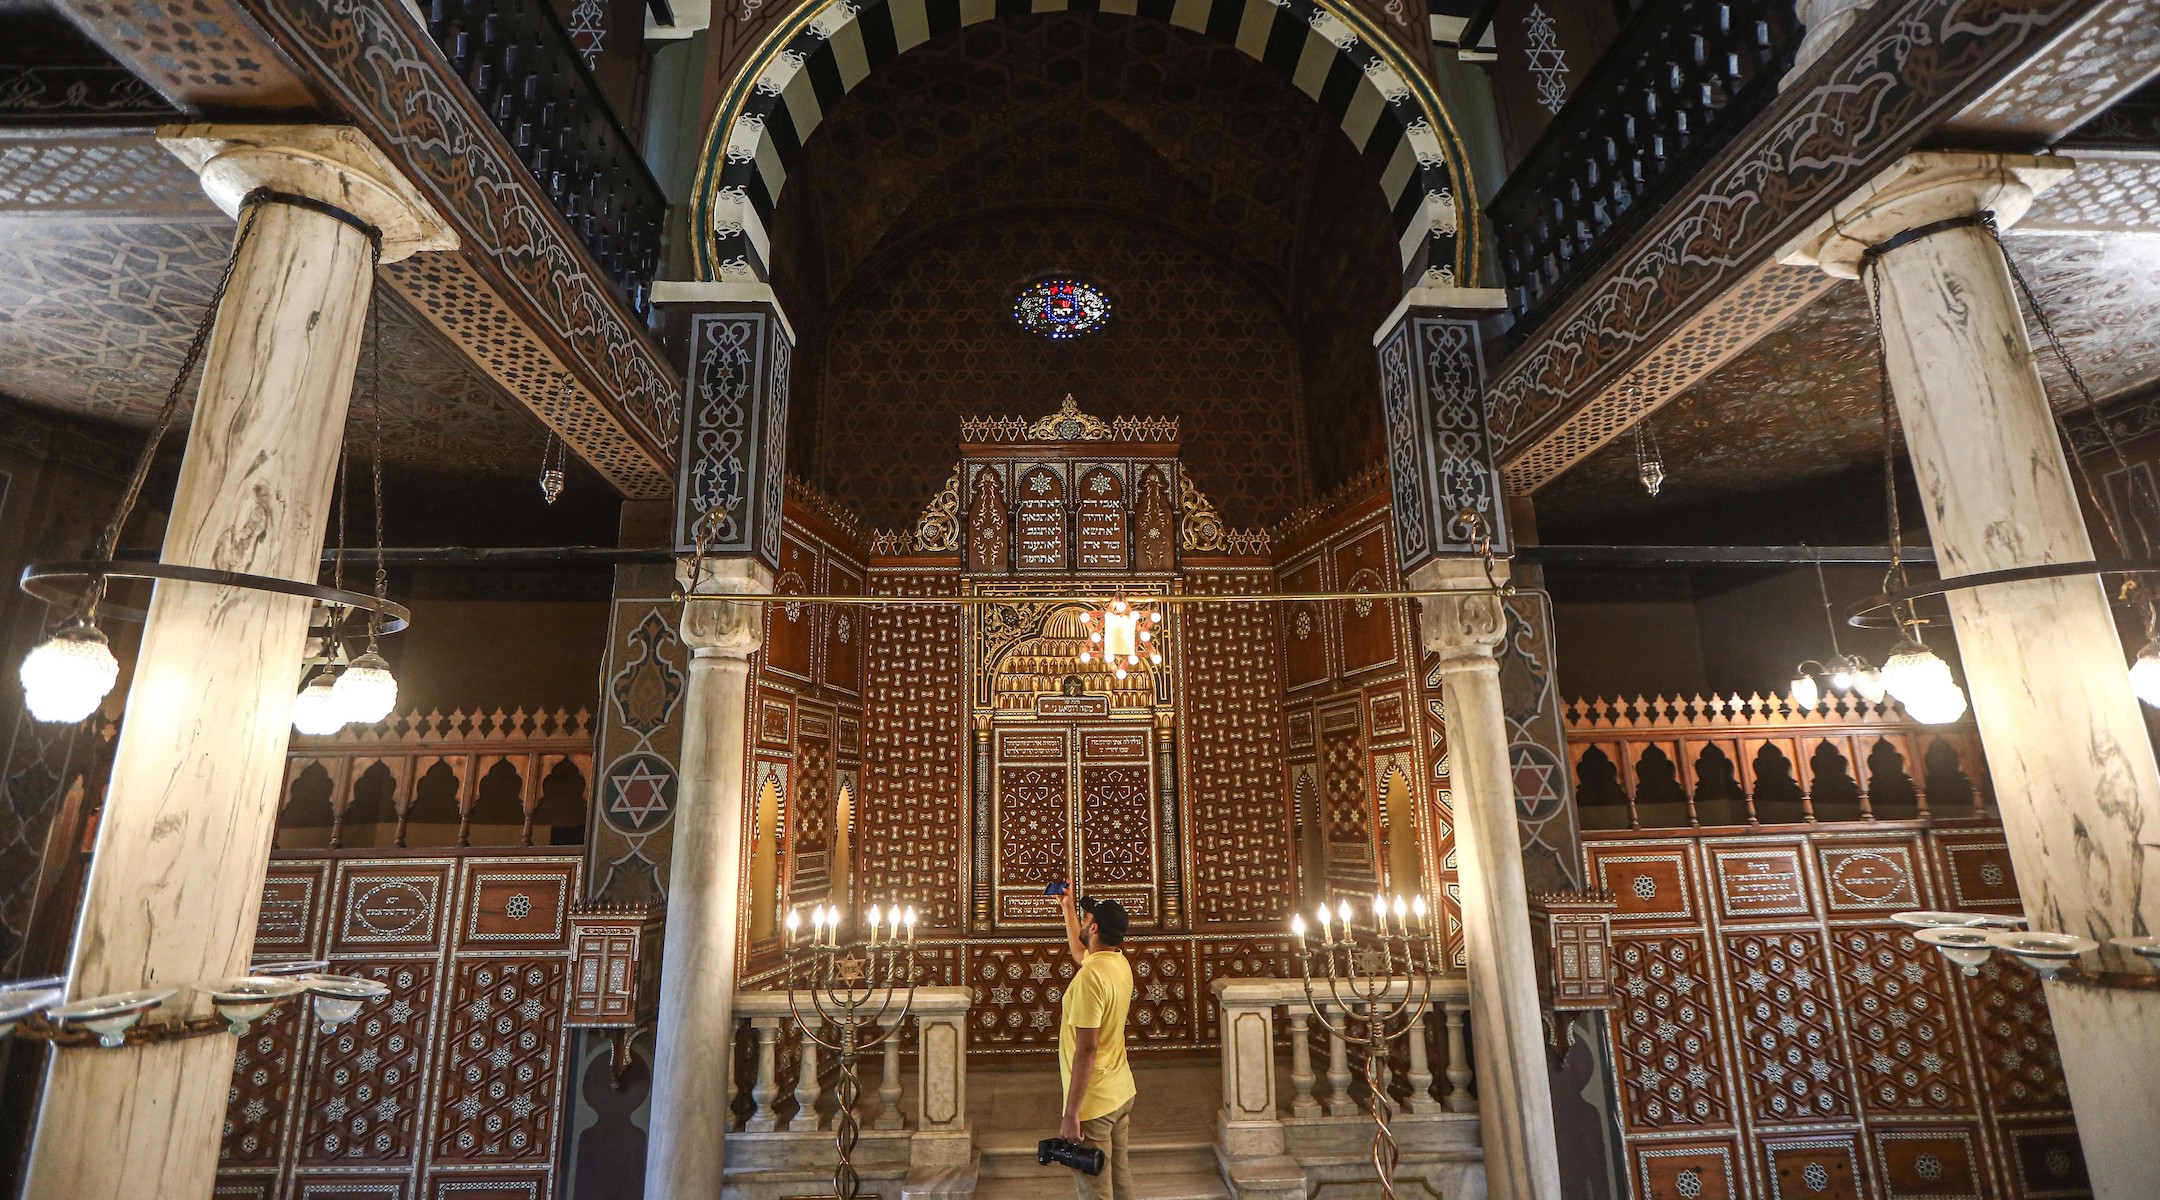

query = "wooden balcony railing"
[423, 0, 664, 316]
[1487, 0, 1802, 327]
[1562, 693, 1991, 830]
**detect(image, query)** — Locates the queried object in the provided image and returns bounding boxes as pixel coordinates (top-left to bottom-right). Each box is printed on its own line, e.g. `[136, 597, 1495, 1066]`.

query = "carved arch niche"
[1135, 465, 1176, 572]
[967, 464, 1008, 573]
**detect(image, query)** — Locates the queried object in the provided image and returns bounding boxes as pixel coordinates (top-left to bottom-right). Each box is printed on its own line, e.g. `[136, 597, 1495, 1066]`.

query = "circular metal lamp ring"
[20, 561, 410, 634]
[1845, 558, 2160, 629]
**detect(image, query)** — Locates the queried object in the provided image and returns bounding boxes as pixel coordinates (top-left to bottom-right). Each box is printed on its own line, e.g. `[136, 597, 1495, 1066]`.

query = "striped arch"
[689, 0, 1479, 292]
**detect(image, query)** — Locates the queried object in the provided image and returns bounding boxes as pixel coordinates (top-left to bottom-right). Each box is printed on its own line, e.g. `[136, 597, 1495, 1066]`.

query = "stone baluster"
[23, 124, 454, 1200]
[746, 1016, 783, 1133]
[1286, 1008, 1321, 1117]
[874, 1021, 905, 1130]
[793, 1024, 823, 1131]
[1441, 1002, 1477, 1113]
[1323, 1004, 1355, 1117]
[1404, 1007, 1443, 1114]
[1781, 151, 2160, 1200]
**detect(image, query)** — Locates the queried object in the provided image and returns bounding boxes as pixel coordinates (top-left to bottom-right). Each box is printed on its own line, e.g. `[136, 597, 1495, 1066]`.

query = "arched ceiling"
[768, 10, 1407, 529]
[782, 11, 1369, 309]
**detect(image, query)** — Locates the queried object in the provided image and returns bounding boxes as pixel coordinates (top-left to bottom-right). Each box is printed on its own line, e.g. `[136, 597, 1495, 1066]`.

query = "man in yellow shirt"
[1057, 890, 1135, 1200]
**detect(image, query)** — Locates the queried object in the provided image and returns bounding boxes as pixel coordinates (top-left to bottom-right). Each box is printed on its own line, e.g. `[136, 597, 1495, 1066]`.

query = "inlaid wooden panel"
[762, 534, 818, 683]
[1634, 1139, 1742, 1200]
[1591, 823, 2085, 1200]
[1611, 933, 1733, 1132]
[1331, 524, 1398, 677]
[1764, 1133, 1866, 1199]
[859, 572, 966, 929]
[221, 850, 583, 1200]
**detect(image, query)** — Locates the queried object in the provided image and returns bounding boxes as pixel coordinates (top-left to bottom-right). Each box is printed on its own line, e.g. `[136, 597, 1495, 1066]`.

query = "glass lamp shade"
[1853, 668, 1887, 705]
[1883, 638, 1967, 724]
[2131, 640, 2160, 708]
[332, 650, 398, 725]
[1828, 657, 1855, 692]
[1789, 672, 1821, 711]
[291, 670, 347, 736]
[1101, 609, 1140, 660]
[18, 623, 119, 723]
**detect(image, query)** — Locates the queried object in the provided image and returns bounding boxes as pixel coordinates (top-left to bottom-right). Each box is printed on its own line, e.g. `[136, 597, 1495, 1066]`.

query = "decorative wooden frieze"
[1375, 307, 1508, 574]
[672, 304, 791, 569]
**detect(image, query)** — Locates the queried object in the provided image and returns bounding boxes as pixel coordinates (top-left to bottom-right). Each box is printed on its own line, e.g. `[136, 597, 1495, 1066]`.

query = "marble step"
[976, 1132, 1217, 1180]
[973, 1171, 1231, 1200]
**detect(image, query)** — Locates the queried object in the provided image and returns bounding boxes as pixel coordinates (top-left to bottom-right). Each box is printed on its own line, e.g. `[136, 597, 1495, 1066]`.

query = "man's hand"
[1059, 1113, 1083, 1144]
[1057, 888, 1077, 922]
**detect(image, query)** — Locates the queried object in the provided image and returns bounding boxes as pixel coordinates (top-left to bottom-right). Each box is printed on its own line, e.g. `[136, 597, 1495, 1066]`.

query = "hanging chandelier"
[14, 188, 410, 731]
[1788, 559, 1885, 711]
[1078, 595, 1163, 681]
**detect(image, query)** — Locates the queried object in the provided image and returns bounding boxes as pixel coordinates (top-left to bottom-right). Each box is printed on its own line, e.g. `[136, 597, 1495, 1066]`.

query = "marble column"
[1411, 559, 1561, 1200]
[644, 557, 770, 1199]
[25, 125, 453, 1200]
[1783, 151, 2160, 1200]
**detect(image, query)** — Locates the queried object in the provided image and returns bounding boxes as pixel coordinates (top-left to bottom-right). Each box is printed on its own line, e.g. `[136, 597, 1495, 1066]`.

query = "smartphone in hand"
[1045, 881, 1068, 897]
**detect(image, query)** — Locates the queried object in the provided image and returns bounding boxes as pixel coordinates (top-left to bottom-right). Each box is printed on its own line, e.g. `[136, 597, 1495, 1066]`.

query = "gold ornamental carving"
[1178, 473, 1228, 552]
[914, 464, 963, 552]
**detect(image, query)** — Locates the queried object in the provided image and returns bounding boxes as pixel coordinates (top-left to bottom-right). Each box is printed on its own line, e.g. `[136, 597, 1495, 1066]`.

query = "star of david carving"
[609, 759, 672, 823]
[1356, 949, 1389, 974]
[836, 954, 867, 983]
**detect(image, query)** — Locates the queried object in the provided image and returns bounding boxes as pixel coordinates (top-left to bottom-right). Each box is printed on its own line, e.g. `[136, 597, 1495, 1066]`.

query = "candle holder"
[1290, 895, 1439, 1200]
[783, 901, 921, 1200]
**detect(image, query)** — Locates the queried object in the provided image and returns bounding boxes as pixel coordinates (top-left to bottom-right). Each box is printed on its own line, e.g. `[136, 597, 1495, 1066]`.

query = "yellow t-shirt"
[1058, 949, 1136, 1121]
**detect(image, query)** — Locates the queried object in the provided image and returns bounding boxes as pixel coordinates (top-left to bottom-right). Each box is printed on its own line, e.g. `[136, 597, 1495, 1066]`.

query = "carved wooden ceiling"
[1533, 224, 2160, 535]
[0, 138, 553, 476]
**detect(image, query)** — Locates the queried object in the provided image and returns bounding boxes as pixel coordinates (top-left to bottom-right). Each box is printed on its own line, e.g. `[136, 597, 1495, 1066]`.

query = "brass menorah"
[783, 902, 920, 1200]
[1290, 894, 1439, 1200]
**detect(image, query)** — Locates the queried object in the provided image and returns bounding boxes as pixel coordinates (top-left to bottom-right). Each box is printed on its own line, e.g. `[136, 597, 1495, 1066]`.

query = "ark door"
[991, 724, 1159, 928]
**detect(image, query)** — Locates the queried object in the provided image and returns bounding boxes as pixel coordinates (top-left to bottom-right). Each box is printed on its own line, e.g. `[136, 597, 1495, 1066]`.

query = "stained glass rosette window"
[1013, 279, 1111, 340]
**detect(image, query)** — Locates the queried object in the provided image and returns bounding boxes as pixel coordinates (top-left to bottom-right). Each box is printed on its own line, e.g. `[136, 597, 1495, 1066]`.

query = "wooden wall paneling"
[1928, 830, 2024, 914]
[1587, 823, 2087, 1200]
[1633, 1138, 1745, 1200]
[1278, 556, 1330, 692]
[824, 558, 864, 697]
[1760, 1132, 1869, 1200]
[762, 533, 818, 685]
[1179, 567, 1295, 930]
[858, 570, 967, 930]
[1704, 839, 1814, 924]
[1331, 522, 1399, 679]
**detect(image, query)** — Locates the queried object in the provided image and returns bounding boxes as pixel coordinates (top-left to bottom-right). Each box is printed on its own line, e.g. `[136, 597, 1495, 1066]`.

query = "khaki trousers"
[1074, 1099, 1134, 1200]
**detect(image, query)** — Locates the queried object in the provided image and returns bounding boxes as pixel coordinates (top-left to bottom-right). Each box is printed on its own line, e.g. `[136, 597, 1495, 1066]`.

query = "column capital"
[1778, 151, 2072, 279]
[158, 124, 457, 263]
[1408, 558, 1510, 665]
[675, 556, 772, 660]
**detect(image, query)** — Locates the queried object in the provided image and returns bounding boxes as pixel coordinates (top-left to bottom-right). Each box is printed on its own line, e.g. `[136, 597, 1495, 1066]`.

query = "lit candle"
[786, 908, 801, 943]
[1392, 895, 1407, 933]
[1411, 894, 1428, 927]
[904, 905, 917, 942]
[1291, 913, 1307, 947]
[868, 904, 882, 946]
[888, 905, 902, 939]
[1315, 904, 1332, 945]
[1337, 899, 1353, 930]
